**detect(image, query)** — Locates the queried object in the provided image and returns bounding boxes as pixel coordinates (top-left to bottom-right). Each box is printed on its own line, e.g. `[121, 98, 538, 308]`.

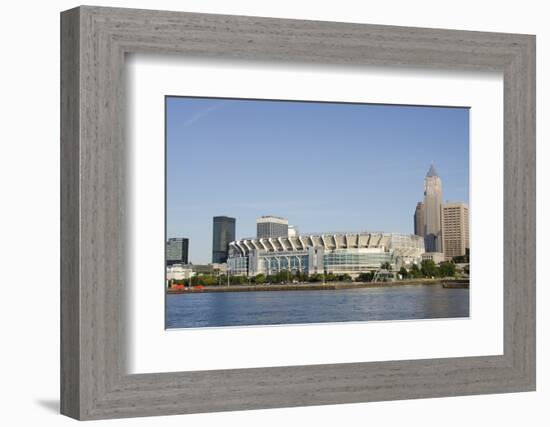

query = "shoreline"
[166, 278, 469, 294]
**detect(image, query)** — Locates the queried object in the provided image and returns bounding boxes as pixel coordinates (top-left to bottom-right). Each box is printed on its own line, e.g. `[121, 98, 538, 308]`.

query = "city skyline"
[167, 97, 469, 264]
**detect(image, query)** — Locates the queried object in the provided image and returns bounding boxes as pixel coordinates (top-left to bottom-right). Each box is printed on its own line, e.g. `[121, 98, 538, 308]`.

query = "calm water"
[166, 284, 469, 329]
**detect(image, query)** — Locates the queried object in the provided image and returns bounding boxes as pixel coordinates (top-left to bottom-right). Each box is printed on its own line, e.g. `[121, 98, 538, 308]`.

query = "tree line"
[168, 259, 459, 287]
[168, 270, 354, 287]
[399, 260, 456, 279]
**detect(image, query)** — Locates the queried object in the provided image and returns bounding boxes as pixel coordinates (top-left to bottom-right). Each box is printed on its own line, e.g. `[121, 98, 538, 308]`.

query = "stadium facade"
[227, 232, 425, 277]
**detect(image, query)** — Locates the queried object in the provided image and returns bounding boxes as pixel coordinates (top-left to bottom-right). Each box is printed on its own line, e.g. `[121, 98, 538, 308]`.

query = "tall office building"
[166, 238, 189, 266]
[423, 164, 443, 252]
[212, 216, 236, 263]
[442, 202, 470, 260]
[414, 202, 425, 237]
[256, 215, 289, 238]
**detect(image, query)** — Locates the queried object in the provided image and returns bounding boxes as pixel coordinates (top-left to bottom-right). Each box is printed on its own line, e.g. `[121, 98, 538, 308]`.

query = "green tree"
[296, 271, 308, 282]
[452, 248, 470, 263]
[356, 272, 373, 282]
[399, 266, 408, 279]
[421, 260, 437, 277]
[381, 262, 391, 270]
[308, 274, 323, 282]
[274, 270, 290, 283]
[439, 262, 456, 277]
[229, 275, 246, 285]
[194, 274, 216, 286]
[254, 273, 266, 284]
[325, 273, 337, 282]
[410, 263, 421, 278]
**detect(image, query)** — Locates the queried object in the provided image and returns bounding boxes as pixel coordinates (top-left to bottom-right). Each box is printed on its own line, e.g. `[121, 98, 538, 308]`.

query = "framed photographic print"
[61, 5, 536, 420]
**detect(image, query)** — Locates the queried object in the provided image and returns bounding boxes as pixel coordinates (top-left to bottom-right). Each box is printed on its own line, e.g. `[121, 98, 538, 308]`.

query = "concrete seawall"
[167, 279, 469, 294]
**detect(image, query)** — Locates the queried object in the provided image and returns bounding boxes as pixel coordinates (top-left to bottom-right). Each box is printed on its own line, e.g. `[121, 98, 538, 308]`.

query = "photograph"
[165, 96, 470, 329]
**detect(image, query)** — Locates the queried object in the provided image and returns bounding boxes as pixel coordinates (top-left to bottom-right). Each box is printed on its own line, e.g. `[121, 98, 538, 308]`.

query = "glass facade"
[227, 256, 248, 275]
[262, 254, 309, 275]
[323, 249, 393, 273]
[166, 238, 189, 266]
[212, 216, 236, 263]
[390, 233, 425, 253]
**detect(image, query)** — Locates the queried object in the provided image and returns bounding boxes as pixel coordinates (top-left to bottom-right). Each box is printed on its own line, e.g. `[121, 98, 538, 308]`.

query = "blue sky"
[166, 97, 469, 264]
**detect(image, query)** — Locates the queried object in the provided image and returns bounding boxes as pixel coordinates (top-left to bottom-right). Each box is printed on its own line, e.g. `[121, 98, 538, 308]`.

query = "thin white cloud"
[181, 102, 226, 128]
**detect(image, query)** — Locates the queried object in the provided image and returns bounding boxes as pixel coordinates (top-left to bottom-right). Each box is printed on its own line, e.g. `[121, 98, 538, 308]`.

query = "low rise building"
[166, 264, 194, 281]
[166, 263, 227, 281]
[421, 252, 445, 264]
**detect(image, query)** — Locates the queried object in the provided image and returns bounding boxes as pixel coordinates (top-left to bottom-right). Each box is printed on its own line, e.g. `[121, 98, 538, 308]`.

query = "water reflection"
[166, 284, 469, 329]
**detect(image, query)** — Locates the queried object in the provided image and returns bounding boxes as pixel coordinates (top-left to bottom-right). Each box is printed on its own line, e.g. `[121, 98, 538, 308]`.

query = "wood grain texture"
[60, 6, 536, 420]
[60, 7, 80, 419]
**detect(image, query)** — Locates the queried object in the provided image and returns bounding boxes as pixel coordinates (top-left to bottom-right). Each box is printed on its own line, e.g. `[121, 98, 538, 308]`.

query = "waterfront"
[166, 278, 468, 293]
[166, 283, 469, 328]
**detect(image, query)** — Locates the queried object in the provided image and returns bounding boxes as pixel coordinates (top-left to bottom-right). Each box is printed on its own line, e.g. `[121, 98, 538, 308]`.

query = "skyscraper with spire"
[423, 164, 443, 252]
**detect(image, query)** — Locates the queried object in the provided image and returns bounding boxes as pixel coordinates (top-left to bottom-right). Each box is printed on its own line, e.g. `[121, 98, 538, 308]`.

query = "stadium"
[227, 232, 425, 278]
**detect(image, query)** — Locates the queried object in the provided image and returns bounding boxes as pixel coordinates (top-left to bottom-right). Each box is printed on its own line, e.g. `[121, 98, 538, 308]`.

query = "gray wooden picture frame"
[60, 5, 536, 420]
